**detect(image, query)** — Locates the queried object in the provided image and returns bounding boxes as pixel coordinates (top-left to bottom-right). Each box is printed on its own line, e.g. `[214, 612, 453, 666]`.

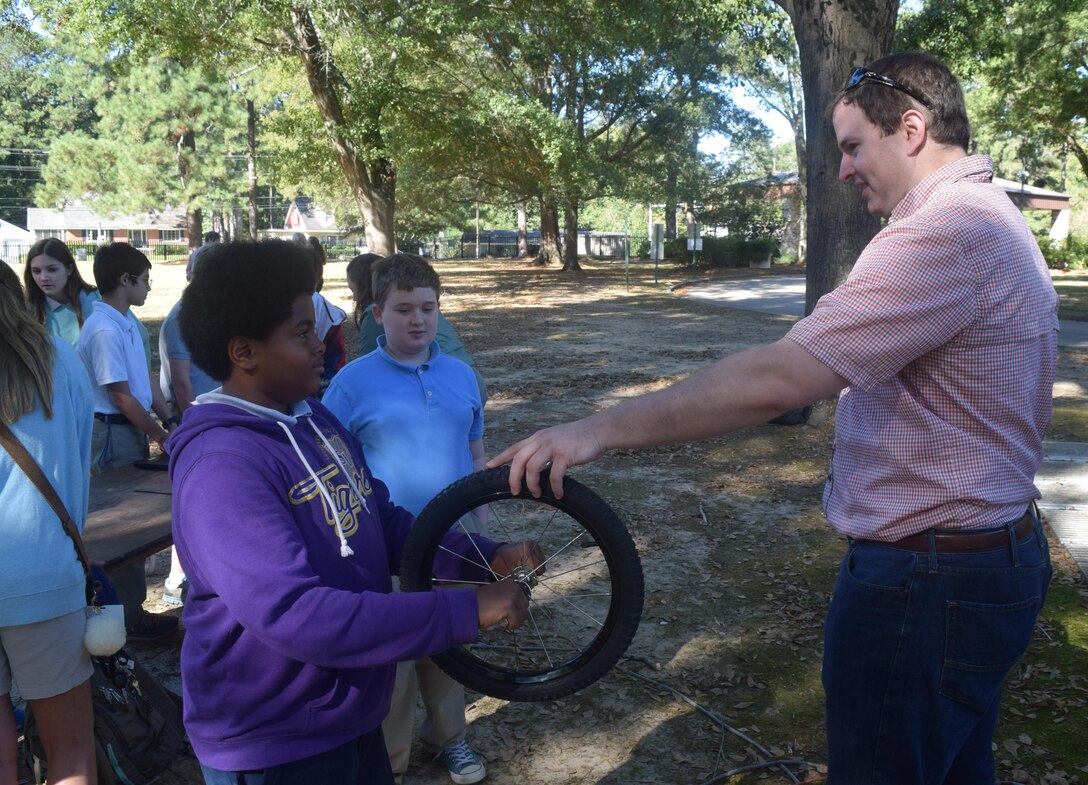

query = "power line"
[0, 146, 274, 161]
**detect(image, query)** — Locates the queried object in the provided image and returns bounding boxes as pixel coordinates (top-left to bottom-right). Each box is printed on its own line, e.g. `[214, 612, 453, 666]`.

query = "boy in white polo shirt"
[78, 242, 179, 642]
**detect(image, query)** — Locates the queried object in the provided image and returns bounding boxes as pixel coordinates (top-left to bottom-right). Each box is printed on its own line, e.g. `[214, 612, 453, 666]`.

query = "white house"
[26, 202, 191, 252]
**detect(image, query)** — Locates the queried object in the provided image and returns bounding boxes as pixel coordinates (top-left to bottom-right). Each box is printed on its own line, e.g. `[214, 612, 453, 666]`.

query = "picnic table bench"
[84, 464, 173, 571]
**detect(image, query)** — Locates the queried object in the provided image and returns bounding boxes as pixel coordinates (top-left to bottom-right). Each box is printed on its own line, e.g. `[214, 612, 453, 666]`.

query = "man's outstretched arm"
[488, 337, 847, 498]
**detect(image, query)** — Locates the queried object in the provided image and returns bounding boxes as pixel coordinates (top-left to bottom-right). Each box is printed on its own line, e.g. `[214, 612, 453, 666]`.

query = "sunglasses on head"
[845, 67, 933, 111]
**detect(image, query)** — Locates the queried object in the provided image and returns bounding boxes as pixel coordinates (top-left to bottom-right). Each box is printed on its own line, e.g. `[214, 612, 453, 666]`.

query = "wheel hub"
[511, 564, 538, 597]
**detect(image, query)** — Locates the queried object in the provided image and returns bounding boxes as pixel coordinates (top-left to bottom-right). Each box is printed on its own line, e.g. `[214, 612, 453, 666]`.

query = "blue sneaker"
[435, 740, 486, 784]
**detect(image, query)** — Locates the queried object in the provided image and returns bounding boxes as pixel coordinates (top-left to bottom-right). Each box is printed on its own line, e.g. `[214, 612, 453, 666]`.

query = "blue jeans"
[822, 515, 1051, 785]
[199, 728, 394, 785]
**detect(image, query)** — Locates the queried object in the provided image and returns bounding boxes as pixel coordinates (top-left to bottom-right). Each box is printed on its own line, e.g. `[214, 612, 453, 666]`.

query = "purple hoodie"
[166, 394, 498, 771]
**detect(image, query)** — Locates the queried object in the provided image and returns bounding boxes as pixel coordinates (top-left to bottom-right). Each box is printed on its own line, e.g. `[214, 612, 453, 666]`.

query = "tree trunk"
[516, 198, 529, 258]
[1068, 135, 1088, 183]
[187, 208, 203, 252]
[776, 0, 896, 313]
[288, 7, 396, 256]
[664, 156, 678, 240]
[178, 129, 202, 250]
[792, 120, 808, 265]
[534, 195, 562, 266]
[247, 98, 258, 239]
[231, 207, 244, 242]
[562, 193, 582, 271]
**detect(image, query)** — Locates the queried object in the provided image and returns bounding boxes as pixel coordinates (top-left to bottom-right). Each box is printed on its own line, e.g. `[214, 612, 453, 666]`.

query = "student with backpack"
[0, 261, 96, 785]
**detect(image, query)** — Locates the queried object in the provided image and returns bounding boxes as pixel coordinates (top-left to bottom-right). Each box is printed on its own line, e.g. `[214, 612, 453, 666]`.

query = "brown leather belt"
[858, 510, 1036, 553]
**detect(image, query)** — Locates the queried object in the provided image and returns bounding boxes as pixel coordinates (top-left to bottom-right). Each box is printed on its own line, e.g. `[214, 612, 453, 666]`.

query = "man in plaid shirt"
[492, 52, 1057, 784]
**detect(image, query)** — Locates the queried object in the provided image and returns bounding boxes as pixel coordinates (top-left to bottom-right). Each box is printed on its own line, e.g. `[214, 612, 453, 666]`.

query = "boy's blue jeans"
[199, 728, 394, 785]
[822, 515, 1051, 785]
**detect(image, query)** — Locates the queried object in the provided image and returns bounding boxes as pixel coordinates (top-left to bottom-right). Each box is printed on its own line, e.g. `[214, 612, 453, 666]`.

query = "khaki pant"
[90, 419, 147, 475]
[381, 656, 467, 774]
[90, 419, 149, 626]
[382, 566, 480, 775]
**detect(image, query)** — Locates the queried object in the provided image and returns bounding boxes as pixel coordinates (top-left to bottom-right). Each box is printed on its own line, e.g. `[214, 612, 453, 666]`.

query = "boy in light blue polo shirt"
[159, 301, 218, 412]
[323, 253, 486, 785]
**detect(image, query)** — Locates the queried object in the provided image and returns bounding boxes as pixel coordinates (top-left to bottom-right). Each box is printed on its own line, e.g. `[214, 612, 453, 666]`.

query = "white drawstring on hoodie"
[276, 419, 371, 558]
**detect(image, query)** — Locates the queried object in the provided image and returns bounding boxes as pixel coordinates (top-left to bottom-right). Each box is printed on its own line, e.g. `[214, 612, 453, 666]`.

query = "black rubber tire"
[400, 466, 644, 701]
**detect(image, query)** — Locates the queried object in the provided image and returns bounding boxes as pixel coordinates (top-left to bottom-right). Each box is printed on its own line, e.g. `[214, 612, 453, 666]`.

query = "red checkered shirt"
[787, 156, 1058, 541]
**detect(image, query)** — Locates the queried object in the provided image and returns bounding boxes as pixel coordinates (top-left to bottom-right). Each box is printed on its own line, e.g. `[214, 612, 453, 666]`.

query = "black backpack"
[23, 650, 186, 785]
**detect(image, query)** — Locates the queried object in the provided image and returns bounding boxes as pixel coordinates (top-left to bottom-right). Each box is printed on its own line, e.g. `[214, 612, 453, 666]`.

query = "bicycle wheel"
[400, 466, 644, 701]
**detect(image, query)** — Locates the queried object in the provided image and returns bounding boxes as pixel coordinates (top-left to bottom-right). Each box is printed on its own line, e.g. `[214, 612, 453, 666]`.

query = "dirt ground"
[67, 256, 1088, 785]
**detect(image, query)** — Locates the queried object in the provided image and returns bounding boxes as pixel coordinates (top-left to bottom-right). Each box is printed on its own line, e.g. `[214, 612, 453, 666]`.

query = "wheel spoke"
[450, 516, 504, 582]
[400, 467, 643, 700]
[435, 542, 490, 574]
[526, 605, 554, 669]
[534, 577, 607, 629]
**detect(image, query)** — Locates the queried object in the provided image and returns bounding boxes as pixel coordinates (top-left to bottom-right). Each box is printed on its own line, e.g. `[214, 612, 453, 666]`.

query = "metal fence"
[451, 231, 629, 260]
[1, 240, 190, 267]
[0, 240, 32, 267]
[2, 230, 632, 268]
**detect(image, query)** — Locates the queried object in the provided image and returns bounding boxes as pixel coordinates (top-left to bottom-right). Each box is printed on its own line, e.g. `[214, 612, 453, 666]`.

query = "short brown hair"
[346, 253, 382, 323]
[371, 253, 442, 309]
[832, 52, 970, 151]
[93, 242, 151, 295]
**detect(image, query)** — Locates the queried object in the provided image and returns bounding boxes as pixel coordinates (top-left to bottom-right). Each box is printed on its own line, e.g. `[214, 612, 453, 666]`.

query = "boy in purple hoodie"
[165, 240, 535, 785]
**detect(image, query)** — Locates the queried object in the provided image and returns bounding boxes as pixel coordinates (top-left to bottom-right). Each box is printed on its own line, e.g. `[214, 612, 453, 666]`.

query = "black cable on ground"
[615, 661, 823, 784]
[699, 759, 825, 785]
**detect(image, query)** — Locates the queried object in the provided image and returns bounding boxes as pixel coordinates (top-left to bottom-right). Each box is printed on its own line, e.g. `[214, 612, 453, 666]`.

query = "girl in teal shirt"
[24, 238, 101, 348]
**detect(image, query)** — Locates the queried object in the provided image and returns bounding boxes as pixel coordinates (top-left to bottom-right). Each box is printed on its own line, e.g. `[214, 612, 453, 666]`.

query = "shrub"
[1040, 236, 1088, 271]
[663, 237, 688, 261]
[663, 234, 779, 267]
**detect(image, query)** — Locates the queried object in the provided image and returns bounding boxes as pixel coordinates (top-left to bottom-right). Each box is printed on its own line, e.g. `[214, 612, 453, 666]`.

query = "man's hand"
[487, 420, 604, 498]
[475, 580, 529, 629]
[489, 540, 545, 578]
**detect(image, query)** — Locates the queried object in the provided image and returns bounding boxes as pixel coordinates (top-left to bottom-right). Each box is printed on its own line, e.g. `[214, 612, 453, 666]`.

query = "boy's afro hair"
[180, 240, 316, 381]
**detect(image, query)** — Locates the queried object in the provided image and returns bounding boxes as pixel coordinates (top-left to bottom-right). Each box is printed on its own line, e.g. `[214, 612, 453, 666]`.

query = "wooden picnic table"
[83, 464, 173, 570]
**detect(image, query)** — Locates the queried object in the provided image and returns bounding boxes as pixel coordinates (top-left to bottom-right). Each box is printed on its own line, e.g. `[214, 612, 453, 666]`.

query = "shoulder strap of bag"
[0, 420, 92, 575]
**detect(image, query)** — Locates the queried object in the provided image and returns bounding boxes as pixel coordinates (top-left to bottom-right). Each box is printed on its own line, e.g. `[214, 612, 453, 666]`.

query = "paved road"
[681, 275, 1088, 349]
[680, 274, 1088, 578]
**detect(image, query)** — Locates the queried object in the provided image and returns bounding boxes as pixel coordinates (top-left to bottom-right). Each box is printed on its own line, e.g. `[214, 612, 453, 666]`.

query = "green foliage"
[36, 56, 247, 219]
[662, 233, 778, 266]
[897, 0, 1088, 186]
[698, 184, 785, 239]
[578, 197, 646, 234]
[396, 0, 763, 228]
[18, 0, 792, 254]
[1040, 235, 1088, 271]
[0, 26, 106, 223]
